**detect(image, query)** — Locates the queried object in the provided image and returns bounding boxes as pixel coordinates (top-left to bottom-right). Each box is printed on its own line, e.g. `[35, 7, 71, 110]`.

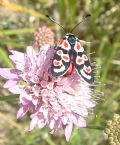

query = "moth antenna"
[46, 15, 66, 33]
[70, 14, 91, 33]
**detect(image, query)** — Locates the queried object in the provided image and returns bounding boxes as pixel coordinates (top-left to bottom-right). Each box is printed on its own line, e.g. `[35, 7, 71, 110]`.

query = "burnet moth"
[46, 14, 94, 84]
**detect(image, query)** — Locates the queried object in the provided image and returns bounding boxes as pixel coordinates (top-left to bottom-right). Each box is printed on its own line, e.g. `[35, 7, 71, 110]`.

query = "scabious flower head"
[105, 114, 120, 145]
[0, 28, 98, 141]
[33, 26, 54, 47]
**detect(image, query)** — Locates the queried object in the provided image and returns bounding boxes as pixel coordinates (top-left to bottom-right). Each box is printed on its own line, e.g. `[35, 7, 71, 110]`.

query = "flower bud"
[105, 114, 120, 145]
[33, 26, 54, 47]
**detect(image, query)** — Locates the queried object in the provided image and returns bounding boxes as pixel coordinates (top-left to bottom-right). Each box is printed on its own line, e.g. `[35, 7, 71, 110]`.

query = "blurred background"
[0, 0, 120, 145]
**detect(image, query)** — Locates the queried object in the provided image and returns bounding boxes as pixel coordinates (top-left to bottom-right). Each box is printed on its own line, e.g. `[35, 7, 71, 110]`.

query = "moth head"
[66, 33, 76, 45]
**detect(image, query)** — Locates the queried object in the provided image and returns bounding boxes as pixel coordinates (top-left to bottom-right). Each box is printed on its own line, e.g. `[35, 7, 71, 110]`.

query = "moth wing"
[73, 40, 94, 83]
[51, 39, 71, 76]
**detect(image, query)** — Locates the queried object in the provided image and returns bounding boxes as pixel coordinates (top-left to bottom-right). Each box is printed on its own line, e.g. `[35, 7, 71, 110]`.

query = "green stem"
[84, 125, 105, 130]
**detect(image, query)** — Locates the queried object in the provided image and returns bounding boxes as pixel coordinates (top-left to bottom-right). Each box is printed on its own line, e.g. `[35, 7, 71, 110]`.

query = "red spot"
[66, 62, 74, 75]
[86, 66, 91, 73]
[57, 50, 62, 55]
[64, 41, 68, 48]
[77, 43, 81, 50]
[58, 39, 64, 45]
[84, 55, 87, 60]
[54, 60, 61, 66]
[77, 58, 82, 63]
[63, 55, 69, 61]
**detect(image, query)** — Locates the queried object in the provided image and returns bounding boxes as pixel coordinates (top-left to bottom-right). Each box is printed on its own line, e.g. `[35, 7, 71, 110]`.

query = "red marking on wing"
[84, 56, 87, 59]
[57, 50, 63, 56]
[77, 43, 81, 50]
[53, 60, 61, 66]
[63, 55, 69, 61]
[58, 39, 64, 45]
[64, 41, 68, 48]
[77, 58, 83, 63]
[84, 55, 87, 60]
[85, 66, 91, 73]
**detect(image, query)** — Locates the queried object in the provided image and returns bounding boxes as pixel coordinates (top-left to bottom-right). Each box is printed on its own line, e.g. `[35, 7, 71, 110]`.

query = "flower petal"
[26, 46, 36, 58]
[29, 116, 38, 131]
[10, 50, 24, 60]
[0, 68, 18, 79]
[77, 117, 86, 127]
[8, 85, 22, 94]
[49, 119, 55, 129]
[4, 79, 19, 88]
[9, 50, 24, 69]
[17, 106, 28, 119]
[41, 80, 47, 88]
[65, 123, 73, 142]
[38, 119, 46, 128]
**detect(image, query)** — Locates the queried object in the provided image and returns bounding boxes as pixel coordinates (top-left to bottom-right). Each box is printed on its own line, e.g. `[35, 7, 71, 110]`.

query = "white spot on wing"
[80, 69, 91, 80]
[54, 65, 65, 73]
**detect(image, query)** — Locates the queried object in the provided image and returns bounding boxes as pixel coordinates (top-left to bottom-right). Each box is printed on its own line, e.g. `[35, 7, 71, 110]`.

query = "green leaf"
[0, 47, 13, 67]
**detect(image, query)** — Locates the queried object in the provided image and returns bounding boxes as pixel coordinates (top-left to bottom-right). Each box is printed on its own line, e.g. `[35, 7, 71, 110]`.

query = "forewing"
[73, 40, 94, 83]
[51, 38, 71, 76]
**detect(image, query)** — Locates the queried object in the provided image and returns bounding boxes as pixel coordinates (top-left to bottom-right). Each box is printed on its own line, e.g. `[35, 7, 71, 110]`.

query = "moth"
[46, 15, 94, 84]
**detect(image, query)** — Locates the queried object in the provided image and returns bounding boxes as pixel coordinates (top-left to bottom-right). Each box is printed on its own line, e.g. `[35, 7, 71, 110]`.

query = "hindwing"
[73, 40, 94, 83]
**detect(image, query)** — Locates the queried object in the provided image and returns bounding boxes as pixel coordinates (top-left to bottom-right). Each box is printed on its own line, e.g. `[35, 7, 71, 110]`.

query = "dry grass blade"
[0, 0, 46, 20]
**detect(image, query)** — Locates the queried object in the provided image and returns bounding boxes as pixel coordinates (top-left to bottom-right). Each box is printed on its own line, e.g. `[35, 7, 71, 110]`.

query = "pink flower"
[33, 26, 55, 47]
[0, 45, 96, 141]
